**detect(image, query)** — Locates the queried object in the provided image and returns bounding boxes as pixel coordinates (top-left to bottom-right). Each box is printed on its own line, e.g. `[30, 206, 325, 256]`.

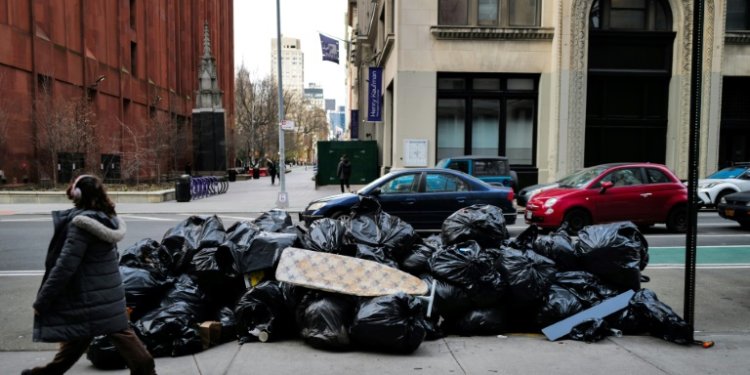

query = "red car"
[525, 163, 688, 233]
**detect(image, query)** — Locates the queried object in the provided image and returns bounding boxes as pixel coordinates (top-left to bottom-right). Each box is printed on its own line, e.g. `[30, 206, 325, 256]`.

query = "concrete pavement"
[2, 166, 749, 374]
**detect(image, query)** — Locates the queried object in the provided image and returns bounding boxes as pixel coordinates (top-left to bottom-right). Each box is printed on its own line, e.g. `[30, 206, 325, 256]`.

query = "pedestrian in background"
[25, 174, 156, 375]
[337, 154, 352, 193]
[267, 157, 278, 185]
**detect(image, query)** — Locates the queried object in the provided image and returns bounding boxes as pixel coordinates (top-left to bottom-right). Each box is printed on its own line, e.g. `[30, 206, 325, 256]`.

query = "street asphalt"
[1, 166, 748, 374]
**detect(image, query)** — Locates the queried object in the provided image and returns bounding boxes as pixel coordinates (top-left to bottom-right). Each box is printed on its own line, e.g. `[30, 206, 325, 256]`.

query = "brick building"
[0, 0, 234, 184]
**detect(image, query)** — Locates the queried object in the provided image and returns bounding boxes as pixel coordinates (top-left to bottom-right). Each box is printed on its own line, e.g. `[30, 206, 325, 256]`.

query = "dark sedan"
[300, 168, 516, 231]
[717, 191, 750, 229]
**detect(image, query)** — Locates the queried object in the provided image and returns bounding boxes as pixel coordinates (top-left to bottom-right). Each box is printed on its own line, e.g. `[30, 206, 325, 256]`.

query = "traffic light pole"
[275, 0, 288, 208]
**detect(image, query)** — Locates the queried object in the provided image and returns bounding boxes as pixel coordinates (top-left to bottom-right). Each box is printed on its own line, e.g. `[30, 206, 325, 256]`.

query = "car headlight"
[700, 182, 718, 189]
[719, 196, 726, 204]
[543, 198, 558, 208]
[306, 201, 327, 211]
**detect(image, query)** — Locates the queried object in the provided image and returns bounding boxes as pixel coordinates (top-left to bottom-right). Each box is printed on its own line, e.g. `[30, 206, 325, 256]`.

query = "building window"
[727, 0, 750, 30]
[590, 0, 671, 31]
[436, 74, 538, 165]
[129, 0, 136, 28]
[130, 42, 137, 76]
[439, 0, 541, 27]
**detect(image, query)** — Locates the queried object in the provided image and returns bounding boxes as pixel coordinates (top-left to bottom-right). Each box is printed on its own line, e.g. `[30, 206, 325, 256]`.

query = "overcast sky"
[233, 0, 348, 108]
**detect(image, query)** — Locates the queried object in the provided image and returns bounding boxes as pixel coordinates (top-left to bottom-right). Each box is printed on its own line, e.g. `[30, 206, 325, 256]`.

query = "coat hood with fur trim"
[71, 214, 126, 243]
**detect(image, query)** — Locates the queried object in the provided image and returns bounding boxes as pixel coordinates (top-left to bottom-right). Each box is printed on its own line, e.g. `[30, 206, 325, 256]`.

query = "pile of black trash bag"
[89, 200, 693, 367]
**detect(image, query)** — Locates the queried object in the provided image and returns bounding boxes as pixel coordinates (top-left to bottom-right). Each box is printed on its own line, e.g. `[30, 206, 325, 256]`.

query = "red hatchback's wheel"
[563, 208, 591, 235]
[666, 205, 687, 233]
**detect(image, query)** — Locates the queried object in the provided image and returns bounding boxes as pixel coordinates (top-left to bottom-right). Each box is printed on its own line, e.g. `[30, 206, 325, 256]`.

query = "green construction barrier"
[316, 140, 379, 186]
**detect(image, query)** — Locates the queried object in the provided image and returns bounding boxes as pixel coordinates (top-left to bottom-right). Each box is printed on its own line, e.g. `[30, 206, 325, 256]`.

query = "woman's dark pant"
[28, 328, 156, 375]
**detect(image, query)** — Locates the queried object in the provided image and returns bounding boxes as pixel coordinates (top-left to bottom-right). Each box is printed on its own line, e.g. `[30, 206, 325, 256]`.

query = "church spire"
[195, 19, 223, 110]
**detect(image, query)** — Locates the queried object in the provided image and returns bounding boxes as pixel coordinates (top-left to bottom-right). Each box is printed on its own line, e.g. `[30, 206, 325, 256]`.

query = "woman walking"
[24, 174, 156, 375]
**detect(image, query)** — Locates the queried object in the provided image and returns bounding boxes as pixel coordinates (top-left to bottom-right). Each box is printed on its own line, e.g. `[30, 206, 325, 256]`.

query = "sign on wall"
[403, 139, 428, 167]
[367, 67, 382, 122]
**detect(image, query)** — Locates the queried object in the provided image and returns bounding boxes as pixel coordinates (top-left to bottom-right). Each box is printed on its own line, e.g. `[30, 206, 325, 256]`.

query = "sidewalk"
[0, 166, 362, 215]
[2, 166, 749, 374]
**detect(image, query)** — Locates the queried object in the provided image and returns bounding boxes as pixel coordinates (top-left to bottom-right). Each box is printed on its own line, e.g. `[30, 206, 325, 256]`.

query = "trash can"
[227, 169, 237, 182]
[253, 167, 260, 179]
[176, 174, 191, 202]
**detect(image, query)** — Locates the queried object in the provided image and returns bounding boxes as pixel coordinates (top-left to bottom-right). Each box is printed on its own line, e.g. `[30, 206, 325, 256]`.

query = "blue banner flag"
[319, 33, 339, 64]
[367, 67, 382, 122]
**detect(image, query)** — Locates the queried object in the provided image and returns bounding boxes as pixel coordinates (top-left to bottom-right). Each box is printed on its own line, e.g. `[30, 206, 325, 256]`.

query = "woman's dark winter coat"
[337, 159, 352, 180]
[33, 208, 129, 343]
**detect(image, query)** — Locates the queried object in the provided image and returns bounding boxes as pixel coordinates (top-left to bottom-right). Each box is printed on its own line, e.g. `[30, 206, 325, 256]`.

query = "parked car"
[516, 181, 559, 207]
[525, 163, 688, 234]
[697, 163, 750, 208]
[435, 155, 518, 189]
[717, 191, 750, 229]
[300, 168, 517, 231]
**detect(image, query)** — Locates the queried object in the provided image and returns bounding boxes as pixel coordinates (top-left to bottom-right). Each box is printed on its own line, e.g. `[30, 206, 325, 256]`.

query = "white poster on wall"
[403, 139, 428, 167]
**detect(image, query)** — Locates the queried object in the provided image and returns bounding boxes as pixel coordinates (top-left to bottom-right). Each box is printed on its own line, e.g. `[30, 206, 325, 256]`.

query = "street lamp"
[275, 0, 288, 208]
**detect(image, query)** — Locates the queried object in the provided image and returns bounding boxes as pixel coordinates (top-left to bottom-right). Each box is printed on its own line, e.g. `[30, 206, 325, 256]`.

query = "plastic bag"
[189, 246, 244, 307]
[119, 238, 173, 278]
[86, 335, 127, 370]
[453, 307, 509, 336]
[229, 232, 298, 273]
[120, 266, 172, 321]
[160, 215, 227, 274]
[612, 289, 692, 344]
[296, 292, 355, 351]
[575, 222, 649, 291]
[569, 318, 613, 343]
[345, 196, 419, 258]
[536, 284, 585, 327]
[496, 247, 557, 306]
[400, 242, 440, 276]
[533, 226, 579, 271]
[441, 204, 509, 248]
[429, 241, 505, 307]
[352, 243, 399, 268]
[213, 306, 238, 344]
[299, 218, 348, 254]
[552, 271, 620, 307]
[224, 220, 262, 247]
[419, 274, 472, 322]
[234, 281, 297, 343]
[350, 293, 427, 354]
[507, 224, 539, 251]
[134, 301, 204, 357]
[252, 209, 294, 232]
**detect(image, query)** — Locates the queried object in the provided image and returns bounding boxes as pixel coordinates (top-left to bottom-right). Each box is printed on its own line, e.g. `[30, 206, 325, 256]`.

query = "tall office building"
[304, 83, 325, 110]
[271, 36, 305, 100]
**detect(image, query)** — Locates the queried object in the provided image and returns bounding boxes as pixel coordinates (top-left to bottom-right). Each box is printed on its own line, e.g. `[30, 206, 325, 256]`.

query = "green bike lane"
[649, 245, 750, 267]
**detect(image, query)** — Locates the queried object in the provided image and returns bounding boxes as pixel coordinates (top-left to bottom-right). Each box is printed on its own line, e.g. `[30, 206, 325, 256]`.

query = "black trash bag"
[496, 247, 557, 306]
[252, 209, 294, 232]
[452, 307, 509, 336]
[350, 293, 427, 354]
[507, 224, 539, 251]
[574, 222, 649, 291]
[569, 318, 613, 343]
[611, 289, 692, 344]
[133, 301, 204, 357]
[224, 220, 262, 247]
[119, 238, 173, 278]
[161, 215, 227, 274]
[299, 218, 349, 254]
[120, 265, 173, 321]
[400, 242, 440, 276]
[86, 335, 127, 370]
[353, 243, 399, 269]
[214, 306, 238, 344]
[441, 204, 509, 248]
[533, 226, 579, 271]
[536, 284, 585, 327]
[229, 231, 298, 273]
[235, 281, 297, 343]
[296, 292, 356, 351]
[160, 274, 206, 310]
[419, 274, 472, 322]
[429, 241, 505, 307]
[552, 271, 620, 308]
[423, 233, 443, 248]
[345, 196, 419, 259]
[189, 246, 244, 307]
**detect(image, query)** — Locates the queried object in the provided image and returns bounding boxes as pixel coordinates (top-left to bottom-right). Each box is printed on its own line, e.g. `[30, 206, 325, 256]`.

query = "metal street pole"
[275, 0, 288, 208]
[684, 0, 704, 340]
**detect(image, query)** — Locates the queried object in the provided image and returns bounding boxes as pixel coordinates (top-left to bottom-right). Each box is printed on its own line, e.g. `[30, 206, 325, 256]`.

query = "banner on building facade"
[319, 33, 339, 64]
[367, 67, 382, 122]
[350, 109, 359, 139]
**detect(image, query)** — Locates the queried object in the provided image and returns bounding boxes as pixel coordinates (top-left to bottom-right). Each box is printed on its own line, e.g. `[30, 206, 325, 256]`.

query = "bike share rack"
[190, 176, 229, 199]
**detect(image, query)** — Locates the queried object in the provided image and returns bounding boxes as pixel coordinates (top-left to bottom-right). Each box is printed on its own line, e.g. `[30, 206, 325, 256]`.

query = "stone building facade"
[347, 0, 750, 188]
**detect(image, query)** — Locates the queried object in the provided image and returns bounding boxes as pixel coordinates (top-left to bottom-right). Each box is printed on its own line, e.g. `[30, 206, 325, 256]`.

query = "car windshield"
[557, 166, 608, 188]
[707, 166, 749, 179]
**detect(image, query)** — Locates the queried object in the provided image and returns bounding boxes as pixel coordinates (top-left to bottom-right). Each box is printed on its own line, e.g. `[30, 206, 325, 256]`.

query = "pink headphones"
[71, 174, 95, 200]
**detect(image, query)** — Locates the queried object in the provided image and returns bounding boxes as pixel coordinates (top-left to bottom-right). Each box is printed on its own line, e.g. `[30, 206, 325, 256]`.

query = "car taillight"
[507, 189, 514, 202]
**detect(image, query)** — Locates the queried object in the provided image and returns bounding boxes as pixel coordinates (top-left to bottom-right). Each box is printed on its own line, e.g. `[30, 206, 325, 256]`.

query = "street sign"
[280, 120, 295, 131]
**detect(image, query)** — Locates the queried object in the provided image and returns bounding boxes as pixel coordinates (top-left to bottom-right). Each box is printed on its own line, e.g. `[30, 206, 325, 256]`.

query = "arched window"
[590, 0, 672, 31]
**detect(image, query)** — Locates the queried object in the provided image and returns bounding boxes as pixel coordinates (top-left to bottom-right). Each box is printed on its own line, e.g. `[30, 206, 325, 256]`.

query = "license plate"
[525, 211, 532, 220]
[725, 209, 734, 217]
